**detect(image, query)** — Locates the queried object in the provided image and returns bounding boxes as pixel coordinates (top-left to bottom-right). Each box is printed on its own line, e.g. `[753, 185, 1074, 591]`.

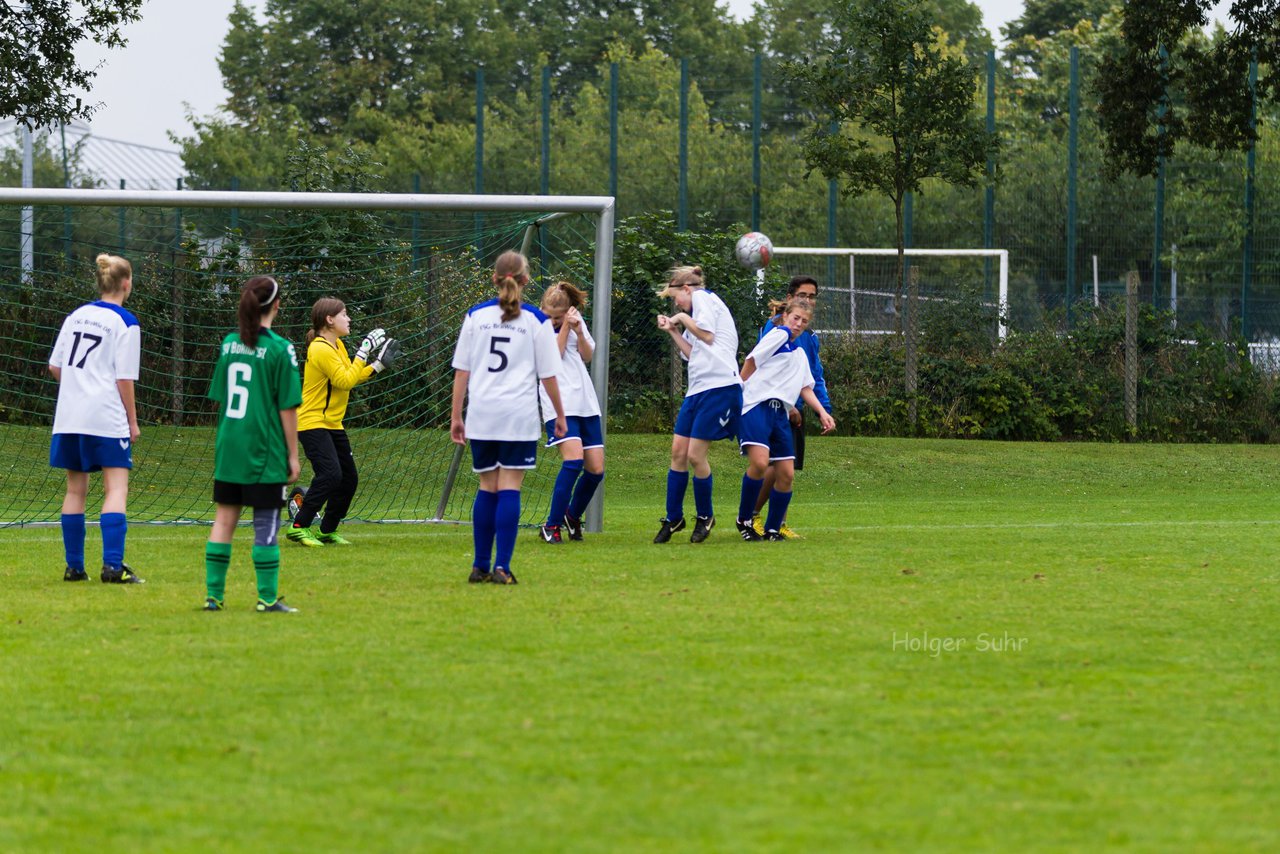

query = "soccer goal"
[0, 187, 614, 531]
[769, 247, 1010, 340]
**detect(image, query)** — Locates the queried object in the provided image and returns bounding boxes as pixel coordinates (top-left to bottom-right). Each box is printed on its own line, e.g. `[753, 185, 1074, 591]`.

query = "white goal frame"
[770, 247, 1010, 340]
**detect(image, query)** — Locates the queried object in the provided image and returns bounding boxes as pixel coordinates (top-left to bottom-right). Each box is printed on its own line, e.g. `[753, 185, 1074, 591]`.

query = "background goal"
[0, 188, 614, 529]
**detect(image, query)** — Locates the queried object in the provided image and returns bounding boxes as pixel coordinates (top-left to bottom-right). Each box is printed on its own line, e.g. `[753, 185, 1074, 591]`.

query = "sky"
[68, 0, 1209, 152]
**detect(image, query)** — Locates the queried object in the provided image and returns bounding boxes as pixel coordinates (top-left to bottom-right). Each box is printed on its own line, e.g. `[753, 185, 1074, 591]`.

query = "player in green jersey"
[203, 276, 303, 613]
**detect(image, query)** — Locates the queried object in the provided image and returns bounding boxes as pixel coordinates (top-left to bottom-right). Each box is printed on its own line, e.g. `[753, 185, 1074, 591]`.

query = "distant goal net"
[769, 247, 1010, 340]
[0, 188, 614, 529]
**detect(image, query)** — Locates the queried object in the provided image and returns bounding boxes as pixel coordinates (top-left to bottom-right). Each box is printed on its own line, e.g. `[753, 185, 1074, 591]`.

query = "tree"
[1094, 0, 1279, 176]
[784, 0, 997, 425]
[0, 0, 143, 127]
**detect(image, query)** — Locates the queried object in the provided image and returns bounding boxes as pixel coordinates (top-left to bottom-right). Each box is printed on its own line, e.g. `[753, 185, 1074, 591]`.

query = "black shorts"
[213, 480, 288, 510]
[792, 410, 807, 471]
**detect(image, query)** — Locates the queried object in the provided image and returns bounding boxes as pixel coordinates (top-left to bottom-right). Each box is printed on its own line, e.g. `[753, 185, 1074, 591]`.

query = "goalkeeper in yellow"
[285, 297, 399, 546]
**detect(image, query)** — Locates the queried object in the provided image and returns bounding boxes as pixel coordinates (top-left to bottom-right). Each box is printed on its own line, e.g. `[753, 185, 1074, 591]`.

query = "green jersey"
[209, 328, 302, 484]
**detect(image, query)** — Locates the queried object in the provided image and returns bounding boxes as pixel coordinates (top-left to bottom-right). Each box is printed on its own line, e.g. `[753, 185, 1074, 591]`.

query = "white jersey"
[539, 325, 601, 422]
[682, 288, 741, 396]
[48, 301, 141, 438]
[452, 299, 561, 441]
[742, 325, 815, 414]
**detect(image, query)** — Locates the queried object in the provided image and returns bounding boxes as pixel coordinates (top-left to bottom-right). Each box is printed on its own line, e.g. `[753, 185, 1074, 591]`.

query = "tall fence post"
[609, 62, 619, 202]
[474, 68, 485, 252]
[827, 121, 838, 287]
[1242, 55, 1257, 340]
[1152, 49, 1168, 308]
[984, 50, 995, 299]
[540, 66, 551, 278]
[1067, 47, 1079, 322]
[172, 177, 184, 427]
[752, 52, 762, 231]
[678, 58, 689, 232]
[118, 179, 126, 254]
[1125, 271, 1139, 435]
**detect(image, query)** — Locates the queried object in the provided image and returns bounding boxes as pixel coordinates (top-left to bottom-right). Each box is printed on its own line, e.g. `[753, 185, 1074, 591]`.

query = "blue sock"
[472, 491, 498, 571]
[568, 470, 604, 519]
[61, 513, 86, 570]
[693, 474, 714, 519]
[546, 459, 583, 526]
[101, 512, 127, 568]
[494, 490, 521, 570]
[764, 489, 793, 533]
[738, 474, 764, 524]
[665, 469, 689, 522]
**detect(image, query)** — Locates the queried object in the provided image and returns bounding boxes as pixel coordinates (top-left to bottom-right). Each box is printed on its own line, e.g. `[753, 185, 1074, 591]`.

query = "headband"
[259, 277, 279, 306]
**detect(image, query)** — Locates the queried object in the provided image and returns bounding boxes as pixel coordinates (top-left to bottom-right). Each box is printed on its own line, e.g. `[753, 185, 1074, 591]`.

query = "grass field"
[2, 435, 1278, 852]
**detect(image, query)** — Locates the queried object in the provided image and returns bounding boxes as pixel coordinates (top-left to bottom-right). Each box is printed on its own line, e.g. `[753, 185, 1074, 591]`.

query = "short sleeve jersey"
[683, 289, 741, 397]
[539, 325, 601, 422]
[49, 301, 142, 438]
[208, 328, 303, 484]
[742, 325, 815, 414]
[452, 300, 560, 441]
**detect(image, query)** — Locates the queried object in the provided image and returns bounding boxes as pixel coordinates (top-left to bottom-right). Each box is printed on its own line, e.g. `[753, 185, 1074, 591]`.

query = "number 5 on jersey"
[489, 336, 510, 372]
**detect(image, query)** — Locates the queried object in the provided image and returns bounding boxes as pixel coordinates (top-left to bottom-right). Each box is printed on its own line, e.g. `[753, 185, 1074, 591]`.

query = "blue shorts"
[673, 385, 742, 442]
[50, 433, 133, 472]
[545, 414, 604, 449]
[470, 439, 539, 472]
[738, 401, 796, 461]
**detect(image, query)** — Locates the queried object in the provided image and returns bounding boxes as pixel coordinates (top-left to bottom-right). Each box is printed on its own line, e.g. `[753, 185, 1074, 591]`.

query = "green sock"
[252, 544, 280, 604]
[205, 541, 232, 602]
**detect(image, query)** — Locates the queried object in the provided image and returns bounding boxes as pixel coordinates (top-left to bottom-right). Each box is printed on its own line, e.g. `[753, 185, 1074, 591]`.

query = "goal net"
[0, 188, 614, 529]
[768, 247, 1009, 340]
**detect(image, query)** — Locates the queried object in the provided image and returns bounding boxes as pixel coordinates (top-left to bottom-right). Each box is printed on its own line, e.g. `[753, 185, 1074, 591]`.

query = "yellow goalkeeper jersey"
[298, 335, 375, 431]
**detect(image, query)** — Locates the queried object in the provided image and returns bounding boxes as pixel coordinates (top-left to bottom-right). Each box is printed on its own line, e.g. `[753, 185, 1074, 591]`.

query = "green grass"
[2, 436, 1278, 851]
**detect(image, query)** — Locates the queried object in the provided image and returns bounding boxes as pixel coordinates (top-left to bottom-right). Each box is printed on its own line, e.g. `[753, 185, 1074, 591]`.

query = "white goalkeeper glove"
[370, 338, 401, 373]
[354, 328, 386, 364]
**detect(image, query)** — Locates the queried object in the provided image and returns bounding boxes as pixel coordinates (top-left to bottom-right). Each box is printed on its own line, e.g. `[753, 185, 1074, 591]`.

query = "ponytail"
[540, 280, 588, 314]
[94, 254, 132, 296]
[771, 295, 814, 325]
[493, 250, 530, 322]
[238, 275, 280, 348]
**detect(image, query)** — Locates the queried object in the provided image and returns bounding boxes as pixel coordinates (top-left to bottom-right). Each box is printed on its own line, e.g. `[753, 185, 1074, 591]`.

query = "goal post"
[769, 247, 1010, 340]
[0, 187, 615, 532]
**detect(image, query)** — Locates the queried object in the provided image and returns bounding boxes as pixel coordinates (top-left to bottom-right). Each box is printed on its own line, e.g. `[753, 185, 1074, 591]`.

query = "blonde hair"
[493, 250, 529, 322]
[541, 280, 588, 314]
[657, 265, 703, 298]
[770, 295, 814, 324]
[94, 254, 132, 296]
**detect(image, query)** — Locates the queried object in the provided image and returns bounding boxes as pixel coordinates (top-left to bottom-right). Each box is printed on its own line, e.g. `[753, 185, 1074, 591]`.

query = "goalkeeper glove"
[354, 328, 387, 364]
[371, 338, 401, 373]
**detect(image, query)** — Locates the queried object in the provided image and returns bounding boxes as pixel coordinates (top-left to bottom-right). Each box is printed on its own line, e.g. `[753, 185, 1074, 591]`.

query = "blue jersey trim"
[91, 301, 139, 328]
[466, 298, 549, 323]
[467, 298, 500, 316]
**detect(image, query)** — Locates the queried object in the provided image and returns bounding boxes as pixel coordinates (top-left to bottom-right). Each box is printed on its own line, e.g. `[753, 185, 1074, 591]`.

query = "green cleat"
[286, 525, 323, 547]
[256, 597, 298, 613]
[203, 598, 224, 611]
[316, 531, 352, 546]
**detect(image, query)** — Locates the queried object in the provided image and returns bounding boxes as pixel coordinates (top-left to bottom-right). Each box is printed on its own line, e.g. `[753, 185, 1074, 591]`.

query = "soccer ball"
[735, 232, 774, 270]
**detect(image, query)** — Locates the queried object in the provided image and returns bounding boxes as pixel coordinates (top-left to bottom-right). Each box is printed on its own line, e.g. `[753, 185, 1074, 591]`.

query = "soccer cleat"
[286, 525, 324, 547]
[101, 563, 144, 584]
[316, 531, 352, 546]
[653, 517, 686, 544]
[562, 514, 584, 541]
[64, 566, 89, 582]
[764, 530, 785, 541]
[752, 515, 765, 536]
[490, 567, 518, 585]
[690, 515, 715, 544]
[203, 597, 224, 611]
[256, 597, 298, 613]
[538, 524, 563, 544]
[736, 519, 763, 541]
[778, 522, 801, 540]
[286, 486, 305, 524]
[468, 566, 492, 584]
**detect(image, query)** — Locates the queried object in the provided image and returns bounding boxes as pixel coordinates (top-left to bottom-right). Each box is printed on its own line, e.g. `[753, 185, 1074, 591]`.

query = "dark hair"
[493, 250, 529, 322]
[238, 276, 280, 348]
[789, 275, 819, 296]
[307, 296, 346, 344]
[94, 254, 132, 295]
